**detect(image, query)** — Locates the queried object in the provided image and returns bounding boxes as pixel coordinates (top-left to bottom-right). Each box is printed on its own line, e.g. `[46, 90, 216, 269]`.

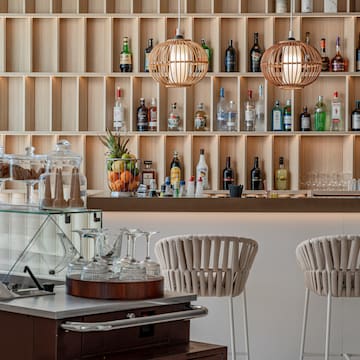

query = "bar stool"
[154, 234, 258, 360]
[296, 234, 360, 360]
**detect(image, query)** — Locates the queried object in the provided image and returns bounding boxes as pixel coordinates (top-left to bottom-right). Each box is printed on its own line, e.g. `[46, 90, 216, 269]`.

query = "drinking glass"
[140, 231, 161, 277]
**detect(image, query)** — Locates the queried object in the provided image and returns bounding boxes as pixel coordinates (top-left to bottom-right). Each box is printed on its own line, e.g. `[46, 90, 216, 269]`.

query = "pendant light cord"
[288, 0, 295, 40]
[176, 0, 181, 37]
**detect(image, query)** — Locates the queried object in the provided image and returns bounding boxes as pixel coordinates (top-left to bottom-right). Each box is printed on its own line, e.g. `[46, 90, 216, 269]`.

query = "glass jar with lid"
[38, 140, 87, 209]
[0, 145, 10, 182]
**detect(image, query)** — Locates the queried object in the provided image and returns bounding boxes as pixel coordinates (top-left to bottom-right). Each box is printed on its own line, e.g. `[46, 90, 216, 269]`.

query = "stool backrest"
[155, 234, 258, 297]
[296, 235, 360, 297]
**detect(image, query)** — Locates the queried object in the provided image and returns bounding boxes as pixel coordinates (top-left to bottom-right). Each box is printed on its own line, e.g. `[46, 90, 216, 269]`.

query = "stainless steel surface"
[0, 286, 197, 319]
[61, 304, 207, 332]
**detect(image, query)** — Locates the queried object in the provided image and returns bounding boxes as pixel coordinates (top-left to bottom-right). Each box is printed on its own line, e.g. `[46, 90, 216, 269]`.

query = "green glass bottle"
[120, 36, 132, 72]
[201, 39, 212, 72]
[314, 95, 326, 131]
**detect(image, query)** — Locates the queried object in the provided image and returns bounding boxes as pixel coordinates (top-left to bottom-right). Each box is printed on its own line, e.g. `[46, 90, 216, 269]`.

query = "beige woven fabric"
[296, 235, 360, 297]
[154, 234, 258, 297]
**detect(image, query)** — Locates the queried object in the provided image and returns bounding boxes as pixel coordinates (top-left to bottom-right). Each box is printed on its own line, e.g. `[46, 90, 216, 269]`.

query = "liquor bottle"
[196, 149, 209, 190]
[275, 156, 289, 190]
[170, 151, 181, 186]
[300, 106, 311, 131]
[227, 100, 237, 131]
[168, 103, 181, 131]
[201, 39, 212, 72]
[195, 176, 204, 197]
[113, 87, 125, 132]
[356, 33, 360, 72]
[250, 156, 263, 190]
[330, 91, 342, 131]
[144, 38, 153, 72]
[301, 0, 313, 12]
[142, 160, 156, 188]
[186, 175, 195, 197]
[194, 102, 207, 131]
[136, 98, 148, 131]
[275, 0, 288, 13]
[223, 156, 234, 190]
[272, 100, 283, 131]
[216, 87, 227, 131]
[283, 99, 292, 131]
[320, 38, 330, 72]
[324, 0, 337, 13]
[148, 179, 158, 197]
[148, 97, 157, 131]
[120, 36, 132, 72]
[331, 36, 345, 72]
[244, 89, 255, 131]
[351, 100, 360, 131]
[249, 32, 262, 72]
[314, 95, 327, 131]
[305, 31, 310, 45]
[255, 84, 265, 131]
[225, 40, 236, 72]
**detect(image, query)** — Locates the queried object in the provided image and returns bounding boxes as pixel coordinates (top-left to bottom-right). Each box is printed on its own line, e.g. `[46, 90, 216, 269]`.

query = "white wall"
[103, 211, 360, 360]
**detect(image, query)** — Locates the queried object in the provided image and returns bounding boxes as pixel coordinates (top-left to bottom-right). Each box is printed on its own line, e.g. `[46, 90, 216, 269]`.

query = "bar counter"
[87, 194, 360, 212]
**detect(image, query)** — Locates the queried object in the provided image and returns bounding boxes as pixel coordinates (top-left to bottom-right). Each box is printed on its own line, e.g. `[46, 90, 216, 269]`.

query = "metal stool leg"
[229, 297, 236, 360]
[325, 289, 332, 360]
[242, 288, 250, 360]
[300, 288, 310, 360]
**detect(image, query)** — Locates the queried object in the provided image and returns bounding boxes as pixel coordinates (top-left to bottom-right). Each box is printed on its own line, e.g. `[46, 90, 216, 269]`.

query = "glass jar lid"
[47, 140, 82, 169]
[9, 146, 47, 162]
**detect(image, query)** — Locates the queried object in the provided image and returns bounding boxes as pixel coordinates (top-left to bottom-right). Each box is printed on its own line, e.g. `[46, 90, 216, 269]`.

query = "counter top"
[0, 286, 196, 320]
[87, 195, 360, 213]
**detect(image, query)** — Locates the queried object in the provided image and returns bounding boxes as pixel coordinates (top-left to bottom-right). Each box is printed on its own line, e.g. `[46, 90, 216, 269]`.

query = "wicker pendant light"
[261, 0, 321, 90]
[148, 0, 208, 88]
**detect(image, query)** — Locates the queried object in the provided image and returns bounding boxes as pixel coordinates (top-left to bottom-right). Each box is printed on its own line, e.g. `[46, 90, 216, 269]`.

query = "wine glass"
[140, 231, 161, 277]
[111, 227, 131, 276]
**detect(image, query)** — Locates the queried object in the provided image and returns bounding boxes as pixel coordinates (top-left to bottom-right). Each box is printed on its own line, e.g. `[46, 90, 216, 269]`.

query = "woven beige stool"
[155, 234, 258, 360]
[296, 235, 360, 360]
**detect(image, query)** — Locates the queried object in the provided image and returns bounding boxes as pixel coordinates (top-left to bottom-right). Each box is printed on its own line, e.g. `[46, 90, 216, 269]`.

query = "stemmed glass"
[140, 231, 161, 277]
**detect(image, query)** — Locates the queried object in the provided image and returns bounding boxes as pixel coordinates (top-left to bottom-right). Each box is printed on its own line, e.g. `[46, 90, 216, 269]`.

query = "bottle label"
[332, 62, 344, 71]
[149, 108, 157, 128]
[168, 115, 180, 130]
[142, 172, 154, 186]
[137, 110, 148, 126]
[352, 114, 360, 130]
[144, 53, 149, 71]
[301, 115, 311, 130]
[273, 110, 282, 130]
[227, 112, 236, 129]
[114, 107, 124, 129]
[170, 166, 181, 185]
[324, 0, 337, 12]
[301, 0, 313, 12]
[194, 115, 206, 130]
[276, 0, 287, 12]
[331, 102, 341, 123]
[120, 54, 132, 65]
[283, 114, 292, 130]
[196, 167, 208, 189]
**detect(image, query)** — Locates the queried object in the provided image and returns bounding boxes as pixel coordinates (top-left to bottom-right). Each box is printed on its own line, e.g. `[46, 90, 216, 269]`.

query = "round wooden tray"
[66, 275, 164, 300]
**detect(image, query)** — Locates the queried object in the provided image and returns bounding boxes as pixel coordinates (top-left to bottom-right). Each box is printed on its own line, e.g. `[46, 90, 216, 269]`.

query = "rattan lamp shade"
[261, 40, 322, 90]
[148, 36, 208, 88]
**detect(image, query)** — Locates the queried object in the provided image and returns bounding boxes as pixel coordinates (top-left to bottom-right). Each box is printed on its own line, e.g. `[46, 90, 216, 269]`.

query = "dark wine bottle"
[223, 156, 234, 190]
[136, 98, 148, 131]
[300, 106, 311, 131]
[224, 39, 236, 72]
[351, 100, 360, 131]
[250, 156, 263, 190]
[144, 38, 153, 72]
[249, 32, 262, 72]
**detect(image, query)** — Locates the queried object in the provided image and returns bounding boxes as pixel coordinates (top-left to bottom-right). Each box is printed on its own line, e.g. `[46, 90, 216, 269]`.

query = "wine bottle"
[120, 36, 132, 72]
[194, 102, 207, 131]
[216, 87, 227, 131]
[196, 149, 209, 190]
[330, 91, 342, 131]
[113, 87, 125, 132]
[223, 156, 234, 190]
[144, 38, 153, 72]
[275, 157, 289, 190]
[314, 95, 326, 131]
[225, 40, 236, 72]
[324, 0, 337, 13]
[272, 100, 283, 131]
[136, 98, 148, 131]
[168, 103, 181, 131]
[255, 84, 265, 131]
[170, 151, 181, 186]
[301, 0, 313, 12]
[249, 32, 262, 72]
[275, 0, 288, 13]
[320, 38, 330, 72]
[244, 89, 255, 131]
[283, 99, 292, 131]
[331, 36, 345, 72]
[227, 100, 237, 131]
[201, 39, 212, 72]
[356, 33, 360, 72]
[351, 100, 360, 131]
[148, 97, 157, 131]
[300, 106, 311, 131]
[250, 156, 263, 190]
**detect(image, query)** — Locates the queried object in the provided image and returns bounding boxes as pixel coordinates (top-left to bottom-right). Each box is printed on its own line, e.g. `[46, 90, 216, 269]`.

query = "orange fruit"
[108, 171, 119, 183]
[120, 170, 133, 184]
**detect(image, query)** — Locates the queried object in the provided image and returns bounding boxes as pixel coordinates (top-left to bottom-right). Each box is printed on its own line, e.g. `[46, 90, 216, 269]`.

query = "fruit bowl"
[106, 157, 141, 197]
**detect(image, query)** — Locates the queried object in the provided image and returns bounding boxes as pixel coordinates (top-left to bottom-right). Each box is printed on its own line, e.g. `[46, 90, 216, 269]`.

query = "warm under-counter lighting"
[148, 0, 208, 88]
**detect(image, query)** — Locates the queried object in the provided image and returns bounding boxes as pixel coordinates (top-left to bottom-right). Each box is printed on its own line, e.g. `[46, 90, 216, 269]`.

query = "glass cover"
[46, 140, 82, 171]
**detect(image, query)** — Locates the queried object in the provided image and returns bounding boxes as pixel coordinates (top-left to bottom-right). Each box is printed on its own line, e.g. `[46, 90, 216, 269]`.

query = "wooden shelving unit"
[1, 0, 360, 192]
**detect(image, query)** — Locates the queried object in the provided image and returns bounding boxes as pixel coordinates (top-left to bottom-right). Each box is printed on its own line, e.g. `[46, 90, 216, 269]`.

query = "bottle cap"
[200, 148, 204, 155]
[180, 180, 185, 185]
[333, 91, 338, 98]
[197, 177, 203, 182]
[248, 89, 252, 98]
[189, 175, 195, 181]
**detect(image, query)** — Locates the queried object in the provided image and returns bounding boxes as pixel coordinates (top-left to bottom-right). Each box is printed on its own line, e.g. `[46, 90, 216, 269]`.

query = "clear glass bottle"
[272, 100, 283, 131]
[351, 100, 360, 131]
[324, 0, 337, 13]
[148, 97, 157, 131]
[144, 38, 153, 72]
[227, 100, 237, 131]
[275, 156, 289, 190]
[331, 36, 345, 72]
[216, 87, 227, 131]
[244, 89, 255, 131]
[276, 0, 288, 13]
[141, 160, 156, 188]
[120, 36, 132, 72]
[320, 38, 330, 72]
[301, 0, 313, 12]
[201, 39, 212, 72]
[136, 98, 148, 131]
[314, 95, 327, 131]
[300, 106, 311, 131]
[196, 148, 209, 190]
[168, 103, 181, 131]
[113, 87, 126, 132]
[195, 176, 204, 197]
[186, 175, 195, 197]
[224, 39, 236, 72]
[250, 156, 263, 190]
[223, 156, 234, 190]
[330, 91, 342, 131]
[249, 32, 262, 72]
[283, 99, 292, 131]
[170, 151, 181, 186]
[194, 102, 207, 131]
[255, 84, 265, 131]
